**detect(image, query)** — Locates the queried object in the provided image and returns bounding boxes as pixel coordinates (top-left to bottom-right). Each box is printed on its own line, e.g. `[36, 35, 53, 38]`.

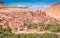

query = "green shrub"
[50, 25, 60, 32]
[19, 33, 58, 38]
[26, 34, 38, 38]
[1, 34, 18, 38]
[38, 33, 58, 38]
[28, 24, 37, 29]
[38, 24, 52, 31]
[26, 34, 33, 38]
[38, 24, 60, 32]
[20, 34, 26, 38]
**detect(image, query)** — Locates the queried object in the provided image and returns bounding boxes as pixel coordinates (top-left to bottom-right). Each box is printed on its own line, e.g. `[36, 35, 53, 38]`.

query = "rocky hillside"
[0, 2, 60, 28]
[45, 3, 60, 19]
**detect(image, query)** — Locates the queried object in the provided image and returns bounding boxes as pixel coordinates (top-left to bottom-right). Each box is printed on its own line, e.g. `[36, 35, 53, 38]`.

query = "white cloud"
[8, 2, 50, 8]
[16, 5, 27, 7]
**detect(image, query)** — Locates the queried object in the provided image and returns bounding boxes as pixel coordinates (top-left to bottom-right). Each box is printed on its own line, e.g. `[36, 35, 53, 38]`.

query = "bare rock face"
[45, 3, 60, 19]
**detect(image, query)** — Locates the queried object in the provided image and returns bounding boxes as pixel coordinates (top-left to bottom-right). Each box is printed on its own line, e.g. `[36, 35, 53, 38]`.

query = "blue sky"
[0, 0, 60, 8]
